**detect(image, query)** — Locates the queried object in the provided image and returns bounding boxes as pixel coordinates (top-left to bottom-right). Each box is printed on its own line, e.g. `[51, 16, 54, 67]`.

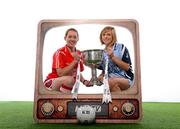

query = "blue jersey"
[98, 43, 134, 81]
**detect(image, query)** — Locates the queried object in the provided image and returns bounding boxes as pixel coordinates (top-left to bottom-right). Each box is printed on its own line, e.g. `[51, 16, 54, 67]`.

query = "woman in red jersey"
[44, 28, 91, 93]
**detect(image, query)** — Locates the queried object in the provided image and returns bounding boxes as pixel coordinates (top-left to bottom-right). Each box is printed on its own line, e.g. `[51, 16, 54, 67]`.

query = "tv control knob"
[41, 102, 54, 116]
[122, 102, 135, 116]
[57, 105, 64, 112]
[113, 106, 118, 112]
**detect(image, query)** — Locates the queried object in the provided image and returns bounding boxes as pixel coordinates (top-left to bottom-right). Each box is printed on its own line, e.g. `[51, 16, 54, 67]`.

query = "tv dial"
[41, 102, 54, 116]
[113, 106, 119, 112]
[57, 105, 64, 112]
[122, 102, 135, 116]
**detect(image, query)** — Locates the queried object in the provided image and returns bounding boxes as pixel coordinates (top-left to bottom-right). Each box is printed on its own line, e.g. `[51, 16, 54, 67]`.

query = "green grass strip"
[0, 102, 180, 129]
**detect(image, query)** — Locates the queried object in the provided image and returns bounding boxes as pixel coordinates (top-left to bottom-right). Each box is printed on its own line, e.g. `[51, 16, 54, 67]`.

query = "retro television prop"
[33, 19, 142, 123]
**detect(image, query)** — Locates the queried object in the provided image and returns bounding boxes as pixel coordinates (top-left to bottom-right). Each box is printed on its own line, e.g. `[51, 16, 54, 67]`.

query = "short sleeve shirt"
[98, 43, 134, 81]
[47, 45, 84, 79]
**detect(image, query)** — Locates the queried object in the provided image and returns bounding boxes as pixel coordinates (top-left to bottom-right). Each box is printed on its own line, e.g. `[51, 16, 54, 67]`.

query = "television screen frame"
[33, 19, 142, 123]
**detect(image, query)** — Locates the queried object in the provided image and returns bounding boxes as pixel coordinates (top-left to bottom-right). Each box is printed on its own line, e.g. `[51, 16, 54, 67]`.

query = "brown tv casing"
[33, 19, 142, 123]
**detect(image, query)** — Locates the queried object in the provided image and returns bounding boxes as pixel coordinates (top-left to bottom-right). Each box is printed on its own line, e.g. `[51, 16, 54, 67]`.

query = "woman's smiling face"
[65, 30, 79, 48]
[101, 30, 113, 46]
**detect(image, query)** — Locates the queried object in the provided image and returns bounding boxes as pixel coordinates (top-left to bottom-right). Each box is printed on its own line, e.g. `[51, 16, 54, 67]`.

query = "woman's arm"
[80, 73, 93, 87]
[56, 52, 80, 77]
[56, 60, 78, 77]
[110, 54, 130, 71]
[107, 47, 130, 71]
[97, 71, 104, 82]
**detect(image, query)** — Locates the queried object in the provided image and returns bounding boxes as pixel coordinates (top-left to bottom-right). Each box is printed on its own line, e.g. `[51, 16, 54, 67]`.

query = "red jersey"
[46, 45, 84, 79]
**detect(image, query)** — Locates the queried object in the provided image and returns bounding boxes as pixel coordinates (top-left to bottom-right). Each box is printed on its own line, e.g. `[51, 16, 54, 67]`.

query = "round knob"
[57, 105, 64, 112]
[41, 102, 54, 116]
[122, 102, 135, 116]
[113, 106, 118, 112]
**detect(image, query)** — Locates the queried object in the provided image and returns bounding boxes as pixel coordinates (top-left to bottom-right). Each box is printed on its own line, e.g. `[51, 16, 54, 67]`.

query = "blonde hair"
[100, 26, 117, 46]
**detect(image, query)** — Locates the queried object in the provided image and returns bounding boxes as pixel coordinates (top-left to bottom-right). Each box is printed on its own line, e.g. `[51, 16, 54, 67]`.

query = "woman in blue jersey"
[97, 26, 134, 92]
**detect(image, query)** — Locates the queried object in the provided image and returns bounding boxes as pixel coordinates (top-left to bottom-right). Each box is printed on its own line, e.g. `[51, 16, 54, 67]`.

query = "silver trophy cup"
[82, 49, 104, 86]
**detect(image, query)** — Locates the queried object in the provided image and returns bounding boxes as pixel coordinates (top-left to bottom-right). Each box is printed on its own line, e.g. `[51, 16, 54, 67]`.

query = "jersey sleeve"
[52, 50, 65, 69]
[122, 47, 132, 65]
[122, 46, 134, 80]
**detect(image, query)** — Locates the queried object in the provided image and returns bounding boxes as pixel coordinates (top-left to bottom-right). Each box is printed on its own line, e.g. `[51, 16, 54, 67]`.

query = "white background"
[0, 0, 180, 102]
[43, 25, 134, 95]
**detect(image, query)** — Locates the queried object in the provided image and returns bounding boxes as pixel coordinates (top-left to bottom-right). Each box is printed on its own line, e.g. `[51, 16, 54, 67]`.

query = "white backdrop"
[0, 0, 180, 102]
[43, 25, 134, 94]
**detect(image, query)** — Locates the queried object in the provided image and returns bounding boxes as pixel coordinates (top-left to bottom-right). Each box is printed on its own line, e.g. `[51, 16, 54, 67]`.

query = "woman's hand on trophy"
[98, 73, 104, 83]
[82, 79, 93, 87]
